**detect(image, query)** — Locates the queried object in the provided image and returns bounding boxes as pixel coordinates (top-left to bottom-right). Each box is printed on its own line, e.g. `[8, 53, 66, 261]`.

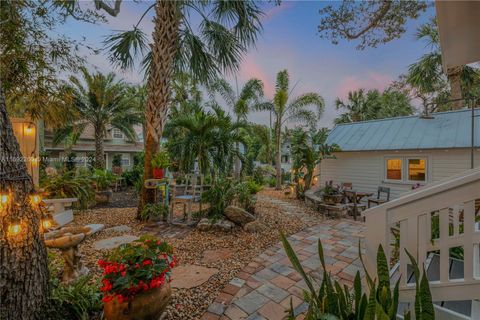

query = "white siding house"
[320, 109, 480, 199]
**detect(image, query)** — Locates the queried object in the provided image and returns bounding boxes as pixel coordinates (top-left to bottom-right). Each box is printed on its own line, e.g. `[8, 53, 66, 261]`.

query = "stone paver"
[93, 235, 139, 250]
[206, 195, 365, 319]
[171, 265, 219, 289]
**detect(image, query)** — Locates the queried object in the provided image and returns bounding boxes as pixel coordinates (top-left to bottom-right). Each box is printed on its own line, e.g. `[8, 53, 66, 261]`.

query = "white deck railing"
[363, 168, 480, 306]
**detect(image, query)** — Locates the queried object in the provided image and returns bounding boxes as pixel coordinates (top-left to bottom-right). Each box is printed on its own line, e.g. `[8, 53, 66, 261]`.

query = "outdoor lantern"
[41, 214, 54, 231]
[8, 218, 22, 237]
[24, 123, 35, 135]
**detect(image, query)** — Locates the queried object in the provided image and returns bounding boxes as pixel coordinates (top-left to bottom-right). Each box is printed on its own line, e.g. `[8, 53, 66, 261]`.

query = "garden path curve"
[202, 196, 365, 320]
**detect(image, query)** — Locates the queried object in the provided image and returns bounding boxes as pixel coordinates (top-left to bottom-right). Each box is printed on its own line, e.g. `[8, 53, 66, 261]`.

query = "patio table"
[344, 191, 373, 204]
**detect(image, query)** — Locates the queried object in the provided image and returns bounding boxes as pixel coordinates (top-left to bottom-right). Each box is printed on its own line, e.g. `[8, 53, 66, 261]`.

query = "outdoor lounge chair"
[367, 186, 390, 208]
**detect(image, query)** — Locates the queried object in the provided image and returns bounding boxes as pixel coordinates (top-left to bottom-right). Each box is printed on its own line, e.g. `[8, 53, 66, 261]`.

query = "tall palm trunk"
[234, 141, 241, 179]
[139, 1, 179, 217]
[94, 125, 105, 169]
[275, 123, 282, 190]
[448, 67, 463, 109]
[0, 84, 49, 319]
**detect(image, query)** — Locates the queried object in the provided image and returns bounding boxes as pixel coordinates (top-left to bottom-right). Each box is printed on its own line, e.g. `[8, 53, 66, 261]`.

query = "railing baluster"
[439, 208, 450, 282]
[463, 200, 475, 282]
[400, 219, 408, 286]
[418, 214, 428, 272]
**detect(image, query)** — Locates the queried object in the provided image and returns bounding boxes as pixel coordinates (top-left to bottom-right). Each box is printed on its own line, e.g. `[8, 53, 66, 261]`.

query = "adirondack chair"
[170, 173, 204, 225]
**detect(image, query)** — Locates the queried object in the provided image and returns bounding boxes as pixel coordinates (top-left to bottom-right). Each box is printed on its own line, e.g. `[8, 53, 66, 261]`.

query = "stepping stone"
[105, 225, 131, 233]
[201, 248, 232, 264]
[93, 235, 139, 250]
[171, 265, 219, 289]
[85, 224, 104, 235]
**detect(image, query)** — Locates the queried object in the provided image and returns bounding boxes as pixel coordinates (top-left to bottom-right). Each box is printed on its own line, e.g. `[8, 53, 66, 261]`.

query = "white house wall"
[319, 149, 480, 199]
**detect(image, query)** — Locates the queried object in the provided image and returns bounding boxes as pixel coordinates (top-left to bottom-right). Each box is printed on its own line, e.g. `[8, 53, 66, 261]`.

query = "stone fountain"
[44, 226, 92, 283]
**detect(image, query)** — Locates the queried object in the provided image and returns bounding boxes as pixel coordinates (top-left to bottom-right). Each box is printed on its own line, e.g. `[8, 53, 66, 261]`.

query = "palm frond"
[103, 27, 148, 70]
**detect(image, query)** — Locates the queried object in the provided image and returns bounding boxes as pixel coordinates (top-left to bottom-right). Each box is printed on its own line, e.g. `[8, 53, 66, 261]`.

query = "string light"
[0, 194, 9, 206]
[30, 194, 42, 206]
[41, 214, 54, 231]
[24, 123, 35, 135]
[8, 218, 22, 237]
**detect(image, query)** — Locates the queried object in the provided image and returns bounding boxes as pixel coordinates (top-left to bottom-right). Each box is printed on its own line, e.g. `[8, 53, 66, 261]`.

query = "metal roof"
[326, 109, 480, 151]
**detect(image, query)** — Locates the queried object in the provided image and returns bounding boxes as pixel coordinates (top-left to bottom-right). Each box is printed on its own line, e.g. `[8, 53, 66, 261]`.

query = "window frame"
[121, 154, 130, 166]
[113, 128, 124, 139]
[406, 157, 427, 183]
[384, 157, 404, 182]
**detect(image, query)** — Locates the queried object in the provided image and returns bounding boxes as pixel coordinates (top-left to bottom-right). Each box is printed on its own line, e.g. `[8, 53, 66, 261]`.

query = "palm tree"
[123, 84, 147, 143]
[54, 68, 142, 169]
[406, 20, 480, 110]
[259, 70, 325, 189]
[103, 1, 264, 211]
[209, 78, 264, 178]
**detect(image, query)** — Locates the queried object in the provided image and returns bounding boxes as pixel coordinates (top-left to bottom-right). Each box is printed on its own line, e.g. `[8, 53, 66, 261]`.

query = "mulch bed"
[49, 188, 322, 319]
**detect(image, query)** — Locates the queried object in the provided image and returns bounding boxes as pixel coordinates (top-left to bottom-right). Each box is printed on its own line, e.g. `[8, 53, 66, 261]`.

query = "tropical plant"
[98, 235, 176, 304]
[112, 154, 122, 168]
[280, 233, 434, 320]
[334, 88, 413, 124]
[235, 180, 259, 214]
[209, 78, 264, 178]
[43, 170, 94, 209]
[201, 176, 237, 219]
[65, 152, 77, 172]
[53, 68, 142, 169]
[139, 203, 169, 222]
[258, 70, 325, 189]
[122, 152, 144, 187]
[151, 151, 170, 169]
[92, 169, 115, 191]
[406, 20, 480, 110]
[101, 1, 266, 213]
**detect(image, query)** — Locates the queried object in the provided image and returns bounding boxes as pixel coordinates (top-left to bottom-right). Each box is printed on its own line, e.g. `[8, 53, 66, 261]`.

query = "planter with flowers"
[99, 235, 176, 320]
[151, 151, 170, 179]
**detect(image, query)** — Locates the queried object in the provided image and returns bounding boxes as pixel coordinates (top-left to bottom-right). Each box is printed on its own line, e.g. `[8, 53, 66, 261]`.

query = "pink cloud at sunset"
[262, 1, 295, 23]
[237, 55, 275, 98]
[335, 72, 394, 99]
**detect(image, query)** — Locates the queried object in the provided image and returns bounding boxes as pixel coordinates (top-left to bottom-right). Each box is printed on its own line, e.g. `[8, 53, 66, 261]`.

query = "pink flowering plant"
[98, 234, 176, 304]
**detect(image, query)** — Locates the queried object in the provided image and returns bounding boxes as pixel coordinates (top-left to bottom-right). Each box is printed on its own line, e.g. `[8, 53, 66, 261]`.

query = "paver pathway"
[202, 196, 365, 320]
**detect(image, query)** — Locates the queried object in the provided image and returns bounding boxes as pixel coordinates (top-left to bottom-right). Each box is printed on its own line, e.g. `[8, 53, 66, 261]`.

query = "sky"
[60, 1, 436, 128]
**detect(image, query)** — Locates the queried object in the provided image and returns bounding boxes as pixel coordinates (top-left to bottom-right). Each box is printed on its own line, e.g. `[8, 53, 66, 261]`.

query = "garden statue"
[44, 226, 92, 282]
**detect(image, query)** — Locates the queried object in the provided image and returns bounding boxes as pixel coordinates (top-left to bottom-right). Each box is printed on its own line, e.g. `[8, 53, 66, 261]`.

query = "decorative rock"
[243, 220, 267, 233]
[224, 206, 255, 226]
[84, 224, 104, 235]
[197, 218, 235, 232]
[104, 225, 131, 233]
[171, 265, 219, 289]
[201, 248, 233, 264]
[93, 235, 139, 250]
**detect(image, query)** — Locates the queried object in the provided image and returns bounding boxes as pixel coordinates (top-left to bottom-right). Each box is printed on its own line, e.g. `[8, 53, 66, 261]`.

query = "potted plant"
[99, 235, 176, 320]
[321, 184, 343, 205]
[151, 151, 170, 179]
[92, 169, 115, 204]
[112, 154, 123, 175]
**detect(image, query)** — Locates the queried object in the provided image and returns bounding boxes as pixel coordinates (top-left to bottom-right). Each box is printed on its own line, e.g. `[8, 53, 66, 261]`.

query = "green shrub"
[43, 170, 93, 209]
[151, 151, 170, 169]
[139, 203, 169, 221]
[235, 181, 257, 214]
[201, 176, 236, 219]
[267, 177, 276, 187]
[245, 178, 262, 194]
[112, 153, 122, 167]
[92, 169, 115, 191]
[280, 234, 434, 320]
[65, 152, 77, 172]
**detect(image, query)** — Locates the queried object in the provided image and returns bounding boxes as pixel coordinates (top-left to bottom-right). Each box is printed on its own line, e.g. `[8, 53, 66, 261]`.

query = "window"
[121, 154, 130, 166]
[113, 128, 123, 139]
[408, 158, 426, 181]
[386, 159, 402, 180]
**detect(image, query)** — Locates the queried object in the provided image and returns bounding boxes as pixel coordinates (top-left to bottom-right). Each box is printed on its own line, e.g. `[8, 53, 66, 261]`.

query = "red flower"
[142, 259, 153, 266]
[121, 271, 127, 277]
[102, 295, 114, 303]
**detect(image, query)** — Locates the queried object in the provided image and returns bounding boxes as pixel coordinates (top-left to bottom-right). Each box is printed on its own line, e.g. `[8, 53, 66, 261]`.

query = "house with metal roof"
[319, 109, 480, 199]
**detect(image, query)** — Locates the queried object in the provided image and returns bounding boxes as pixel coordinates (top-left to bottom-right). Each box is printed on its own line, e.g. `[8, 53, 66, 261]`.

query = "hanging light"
[24, 123, 35, 135]
[8, 218, 22, 237]
[30, 194, 42, 206]
[41, 213, 54, 231]
[0, 194, 9, 206]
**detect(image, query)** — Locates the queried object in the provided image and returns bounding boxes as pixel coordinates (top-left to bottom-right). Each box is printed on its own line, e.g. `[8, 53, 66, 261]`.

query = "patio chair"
[344, 190, 367, 221]
[341, 182, 353, 190]
[170, 173, 204, 225]
[368, 186, 391, 208]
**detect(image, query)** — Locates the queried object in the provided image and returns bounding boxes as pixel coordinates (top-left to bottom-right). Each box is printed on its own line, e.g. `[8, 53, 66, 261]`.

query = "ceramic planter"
[104, 283, 172, 320]
[152, 168, 165, 179]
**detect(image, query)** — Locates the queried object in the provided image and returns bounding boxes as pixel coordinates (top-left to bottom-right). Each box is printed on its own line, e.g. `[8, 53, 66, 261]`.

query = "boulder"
[243, 220, 267, 233]
[224, 206, 255, 226]
[197, 218, 234, 232]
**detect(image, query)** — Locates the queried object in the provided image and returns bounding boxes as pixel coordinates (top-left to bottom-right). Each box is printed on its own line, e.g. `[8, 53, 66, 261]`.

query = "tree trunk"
[448, 67, 464, 109]
[0, 84, 49, 319]
[94, 125, 105, 169]
[234, 141, 241, 179]
[138, 1, 179, 218]
[275, 124, 282, 190]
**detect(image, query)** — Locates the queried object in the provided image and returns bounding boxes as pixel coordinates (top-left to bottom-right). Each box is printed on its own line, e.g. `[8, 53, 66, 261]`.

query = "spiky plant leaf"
[388, 277, 400, 319]
[364, 282, 377, 320]
[419, 268, 435, 320]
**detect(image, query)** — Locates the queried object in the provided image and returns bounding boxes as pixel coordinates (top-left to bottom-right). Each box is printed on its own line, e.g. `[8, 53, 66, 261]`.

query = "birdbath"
[44, 226, 92, 283]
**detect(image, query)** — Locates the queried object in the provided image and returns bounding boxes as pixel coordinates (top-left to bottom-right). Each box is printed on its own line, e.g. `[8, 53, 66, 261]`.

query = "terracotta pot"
[104, 283, 172, 320]
[95, 189, 113, 204]
[152, 168, 165, 179]
[112, 166, 123, 175]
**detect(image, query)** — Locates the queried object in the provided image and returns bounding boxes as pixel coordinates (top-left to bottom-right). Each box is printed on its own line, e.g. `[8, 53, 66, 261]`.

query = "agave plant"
[280, 233, 434, 320]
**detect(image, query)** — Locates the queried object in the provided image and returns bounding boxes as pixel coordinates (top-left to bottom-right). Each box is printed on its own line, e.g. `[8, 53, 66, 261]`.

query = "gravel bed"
[48, 189, 322, 319]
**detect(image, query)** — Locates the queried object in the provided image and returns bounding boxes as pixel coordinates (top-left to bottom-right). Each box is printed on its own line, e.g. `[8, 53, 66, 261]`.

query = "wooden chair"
[344, 190, 366, 221]
[368, 186, 391, 208]
[170, 174, 204, 225]
[341, 182, 353, 190]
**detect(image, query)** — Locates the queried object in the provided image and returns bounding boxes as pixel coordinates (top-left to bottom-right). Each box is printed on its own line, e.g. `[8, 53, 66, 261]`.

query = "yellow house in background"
[11, 118, 40, 186]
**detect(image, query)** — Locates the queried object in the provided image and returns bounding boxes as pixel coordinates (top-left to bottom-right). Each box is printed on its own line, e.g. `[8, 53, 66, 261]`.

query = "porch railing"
[363, 168, 480, 308]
